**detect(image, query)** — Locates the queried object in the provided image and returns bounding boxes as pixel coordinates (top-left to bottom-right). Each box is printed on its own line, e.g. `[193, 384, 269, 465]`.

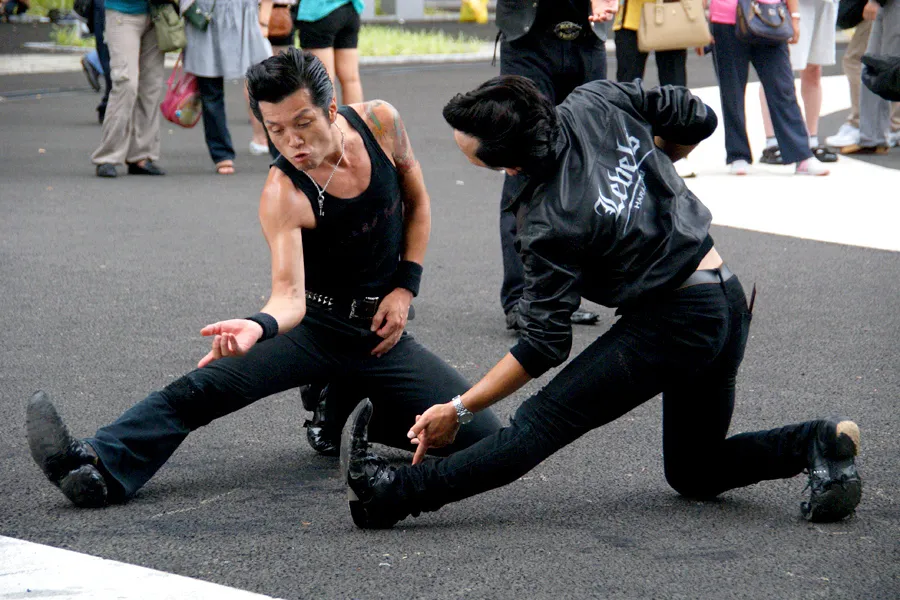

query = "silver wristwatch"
[451, 395, 474, 425]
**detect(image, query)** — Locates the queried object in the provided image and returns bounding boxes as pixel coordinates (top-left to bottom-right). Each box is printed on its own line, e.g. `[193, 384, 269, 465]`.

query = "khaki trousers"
[92, 10, 165, 166]
[842, 19, 900, 131]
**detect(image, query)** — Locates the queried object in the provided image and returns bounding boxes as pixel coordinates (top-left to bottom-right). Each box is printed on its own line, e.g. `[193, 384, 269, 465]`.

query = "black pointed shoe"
[802, 418, 862, 522]
[341, 399, 405, 529]
[301, 384, 339, 456]
[127, 160, 165, 175]
[26, 391, 108, 508]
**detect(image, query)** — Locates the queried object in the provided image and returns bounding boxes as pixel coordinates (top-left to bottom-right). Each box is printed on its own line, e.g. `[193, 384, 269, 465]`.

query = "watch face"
[459, 411, 474, 424]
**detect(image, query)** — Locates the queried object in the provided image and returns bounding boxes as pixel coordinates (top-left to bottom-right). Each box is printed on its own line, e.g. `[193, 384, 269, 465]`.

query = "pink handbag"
[160, 52, 202, 128]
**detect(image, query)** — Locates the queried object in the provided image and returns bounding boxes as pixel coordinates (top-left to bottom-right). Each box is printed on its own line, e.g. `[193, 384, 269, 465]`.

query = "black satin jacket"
[506, 81, 719, 377]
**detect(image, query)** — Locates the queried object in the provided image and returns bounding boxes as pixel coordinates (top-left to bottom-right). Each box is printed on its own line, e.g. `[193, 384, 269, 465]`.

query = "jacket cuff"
[510, 339, 554, 378]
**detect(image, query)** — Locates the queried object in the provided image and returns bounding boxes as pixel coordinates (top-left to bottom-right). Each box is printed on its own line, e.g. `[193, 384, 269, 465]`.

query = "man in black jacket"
[494, 0, 618, 331]
[342, 76, 863, 528]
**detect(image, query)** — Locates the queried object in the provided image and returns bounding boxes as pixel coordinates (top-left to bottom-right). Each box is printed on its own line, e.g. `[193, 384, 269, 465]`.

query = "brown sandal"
[215, 160, 235, 175]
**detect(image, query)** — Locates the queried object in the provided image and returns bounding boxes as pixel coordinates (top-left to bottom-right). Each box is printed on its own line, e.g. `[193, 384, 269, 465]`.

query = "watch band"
[452, 395, 474, 425]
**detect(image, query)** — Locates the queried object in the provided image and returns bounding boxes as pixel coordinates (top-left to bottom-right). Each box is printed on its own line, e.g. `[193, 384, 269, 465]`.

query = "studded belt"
[305, 291, 381, 322]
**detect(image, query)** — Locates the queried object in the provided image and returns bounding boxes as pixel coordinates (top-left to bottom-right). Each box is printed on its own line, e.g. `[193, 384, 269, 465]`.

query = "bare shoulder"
[351, 100, 402, 141]
[259, 166, 316, 231]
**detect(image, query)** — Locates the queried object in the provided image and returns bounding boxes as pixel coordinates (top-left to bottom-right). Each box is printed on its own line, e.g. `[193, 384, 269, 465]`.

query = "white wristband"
[790, 12, 801, 18]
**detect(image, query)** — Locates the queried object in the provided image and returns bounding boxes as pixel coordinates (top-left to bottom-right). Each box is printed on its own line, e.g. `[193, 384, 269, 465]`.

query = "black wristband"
[392, 260, 423, 297]
[245, 312, 279, 342]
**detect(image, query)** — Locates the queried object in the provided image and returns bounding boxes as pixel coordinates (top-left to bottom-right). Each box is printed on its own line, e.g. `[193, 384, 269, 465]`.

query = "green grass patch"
[50, 23, 95, 47]
[30, 0, 73, 17]
[356, 25, 483, 56]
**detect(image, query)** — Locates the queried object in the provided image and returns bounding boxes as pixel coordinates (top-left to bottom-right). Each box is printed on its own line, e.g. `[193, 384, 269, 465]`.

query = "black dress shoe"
[341, 399, 404, 529]
[801, 418, 862, 522]
[26, 391, 108, 508]
[96, 164, 117, 178]
[127, 160, 166, 175]
[301, 383, 339, 456]
[571, 308, 599, 325]
[759, 146, 784, 165]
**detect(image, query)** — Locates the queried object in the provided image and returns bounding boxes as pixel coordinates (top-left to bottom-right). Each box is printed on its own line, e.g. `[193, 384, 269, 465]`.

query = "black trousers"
[196, 76, 236, 164]
[498, 30, 608, 314]
[614, 28, 687, 87]
[87, 311, 502, 500]
[93, 0, 113, 112]
[390, 275, 820, 515]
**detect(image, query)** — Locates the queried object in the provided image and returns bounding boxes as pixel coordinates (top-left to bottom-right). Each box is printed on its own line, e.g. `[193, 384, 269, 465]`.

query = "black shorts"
[299, 1, 361, 50]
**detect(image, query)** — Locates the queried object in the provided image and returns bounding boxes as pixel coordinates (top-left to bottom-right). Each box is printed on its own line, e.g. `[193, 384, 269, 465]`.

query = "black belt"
[306, 291, 381, 322]
[677, 264, 734, 289]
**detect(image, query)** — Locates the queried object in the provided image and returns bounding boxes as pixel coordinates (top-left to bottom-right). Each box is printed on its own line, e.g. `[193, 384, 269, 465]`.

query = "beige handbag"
[637, 0, 712, 53]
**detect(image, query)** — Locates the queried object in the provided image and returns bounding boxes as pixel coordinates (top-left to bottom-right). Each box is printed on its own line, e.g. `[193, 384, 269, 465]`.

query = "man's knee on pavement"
[664, 458, 720, 499]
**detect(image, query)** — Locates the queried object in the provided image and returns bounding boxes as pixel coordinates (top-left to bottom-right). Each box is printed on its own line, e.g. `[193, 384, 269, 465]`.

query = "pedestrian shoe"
[81, 56, 101, 93]
[127, 160, 166, 175]
[674, 157, 696, 178]
[840, 144, 890, 155]
[888, 131, 899, 148]
[795, 159, 829, 176]
[341, 399, 404, 529]
[728, 160, 751, 176]
[26, 391, 108, 508]
[249, 141, 269, 156]
[759, 146, 783, 165]
[97, 104, 106, 125]
[801, 418, 862, 523]
[825, 123, 860, 148]
[571, 308, 599, 326]
[301, 383, 339, 457]
[96, 164, 117, 178]
[811, 145, 838, 163]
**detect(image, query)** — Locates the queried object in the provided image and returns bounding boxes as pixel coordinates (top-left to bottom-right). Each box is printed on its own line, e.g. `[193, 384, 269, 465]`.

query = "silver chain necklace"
[301, 122, 345, 217]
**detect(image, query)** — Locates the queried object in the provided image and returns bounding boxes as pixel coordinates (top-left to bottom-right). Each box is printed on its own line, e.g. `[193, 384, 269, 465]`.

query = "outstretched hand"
[589, 0, 619, 22]
[198, 319, 264, 368]
[407, 402, 459, 465]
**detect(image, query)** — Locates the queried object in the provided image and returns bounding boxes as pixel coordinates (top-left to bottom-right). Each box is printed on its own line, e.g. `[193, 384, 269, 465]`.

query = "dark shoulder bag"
[735, 0, 794, 45]
[183, 0, 216, 31]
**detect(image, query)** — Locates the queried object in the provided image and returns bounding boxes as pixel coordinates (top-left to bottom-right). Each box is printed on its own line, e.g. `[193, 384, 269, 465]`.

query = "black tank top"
[273, 106, 403, 300]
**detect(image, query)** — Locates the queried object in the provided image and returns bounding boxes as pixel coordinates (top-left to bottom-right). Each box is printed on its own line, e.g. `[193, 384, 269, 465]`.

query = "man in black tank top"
[24, 49, 501, 509]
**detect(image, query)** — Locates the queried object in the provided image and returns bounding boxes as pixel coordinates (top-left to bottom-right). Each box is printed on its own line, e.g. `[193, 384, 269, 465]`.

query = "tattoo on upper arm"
[391, 108, 418, 174]
[366, 100, 387, 138]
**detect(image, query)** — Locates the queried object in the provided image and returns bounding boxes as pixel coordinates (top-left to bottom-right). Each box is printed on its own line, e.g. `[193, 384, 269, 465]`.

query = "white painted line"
[684, 75, 900, 252]
[0, 536, 283, 600]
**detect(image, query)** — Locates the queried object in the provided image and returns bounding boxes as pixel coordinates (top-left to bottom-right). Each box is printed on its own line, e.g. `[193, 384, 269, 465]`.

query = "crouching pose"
[342, 76, 862, 528]
[26, 49, 501, 508]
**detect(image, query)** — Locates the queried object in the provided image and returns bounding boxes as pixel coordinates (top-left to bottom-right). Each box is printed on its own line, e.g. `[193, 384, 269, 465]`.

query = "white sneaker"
[729, 159, 751, 175]
[795, 158, 830, 176]
[889, 130, 899, 148]
[249, 141, 269, 156]
[825, 123, 860, 148]
[674, 157, 696, 178]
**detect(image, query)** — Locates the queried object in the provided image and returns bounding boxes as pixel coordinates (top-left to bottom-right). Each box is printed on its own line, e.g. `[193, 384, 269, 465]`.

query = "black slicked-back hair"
[442, 75, 559, 177]
[246, 48, 334, 123]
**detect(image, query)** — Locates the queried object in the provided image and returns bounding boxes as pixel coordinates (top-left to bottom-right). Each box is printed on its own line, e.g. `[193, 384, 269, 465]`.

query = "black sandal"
[812, 145, 838, 163]
[759, 146, 783, 165]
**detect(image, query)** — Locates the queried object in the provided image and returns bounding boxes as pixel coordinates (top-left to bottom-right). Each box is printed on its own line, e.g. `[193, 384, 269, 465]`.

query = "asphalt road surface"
[0, 59, 898, 600]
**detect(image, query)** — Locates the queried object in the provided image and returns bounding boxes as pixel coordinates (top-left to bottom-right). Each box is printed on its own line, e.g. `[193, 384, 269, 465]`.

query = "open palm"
[197, 319, 263, 367]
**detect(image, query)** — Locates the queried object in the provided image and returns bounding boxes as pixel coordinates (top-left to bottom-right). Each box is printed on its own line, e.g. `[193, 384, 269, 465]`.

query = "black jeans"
[87, 311, 502, 500]
[390, 275, 820, 515]
[710, 23, 812, 165]
[94, 0, 112, 112]
[498, 30, 607, 314]
[196, 76, 235, 164]
[614, 28, 687, 87]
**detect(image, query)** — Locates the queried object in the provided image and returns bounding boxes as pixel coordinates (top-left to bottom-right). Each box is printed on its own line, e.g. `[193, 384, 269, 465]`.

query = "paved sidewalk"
[0, 537, 282, 600]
